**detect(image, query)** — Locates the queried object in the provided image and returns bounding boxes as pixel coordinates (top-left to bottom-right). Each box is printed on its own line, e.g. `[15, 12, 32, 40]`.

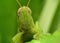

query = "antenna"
[16, 0, 21, 7]
[27, 0, 30, 6]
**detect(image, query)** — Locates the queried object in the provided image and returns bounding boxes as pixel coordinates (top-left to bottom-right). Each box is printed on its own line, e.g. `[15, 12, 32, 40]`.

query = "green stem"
[39, 0, 59, 34]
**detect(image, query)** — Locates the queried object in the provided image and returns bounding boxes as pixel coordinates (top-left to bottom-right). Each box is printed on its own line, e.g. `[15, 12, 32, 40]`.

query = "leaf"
[25, 40, 41, 43]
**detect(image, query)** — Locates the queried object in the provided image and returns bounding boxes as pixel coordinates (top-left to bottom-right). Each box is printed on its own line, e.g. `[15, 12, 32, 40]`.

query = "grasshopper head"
[17, 6, 32, 17]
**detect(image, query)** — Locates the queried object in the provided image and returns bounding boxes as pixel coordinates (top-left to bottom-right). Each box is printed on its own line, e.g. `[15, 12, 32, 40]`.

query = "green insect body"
[17, 6, 36, 33]
[12, 6, 38, 43]
[17, 6, 38, 42]
[12, 0, 41, 43]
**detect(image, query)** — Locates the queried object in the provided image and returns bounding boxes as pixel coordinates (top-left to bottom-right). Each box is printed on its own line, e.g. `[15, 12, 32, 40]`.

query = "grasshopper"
[12, 0, 41, 43]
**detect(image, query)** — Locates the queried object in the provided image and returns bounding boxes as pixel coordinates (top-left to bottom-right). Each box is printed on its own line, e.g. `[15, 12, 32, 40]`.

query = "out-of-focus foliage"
[49, 3, 60, 33]
[0, 0, 60, 43]
[38, 0, 60, 33]
[26, 30, 60, 43]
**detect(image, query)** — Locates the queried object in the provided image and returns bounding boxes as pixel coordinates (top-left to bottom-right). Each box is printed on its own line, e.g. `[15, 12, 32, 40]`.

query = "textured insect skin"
[17, 6, 34, 32]
[12, 0, 40, 43]
[17, 6, 37, 42]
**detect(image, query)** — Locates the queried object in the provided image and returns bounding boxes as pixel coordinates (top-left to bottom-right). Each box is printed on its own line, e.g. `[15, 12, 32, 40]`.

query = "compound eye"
[17, 8, 22, 17]
[27, 7, 32, 15]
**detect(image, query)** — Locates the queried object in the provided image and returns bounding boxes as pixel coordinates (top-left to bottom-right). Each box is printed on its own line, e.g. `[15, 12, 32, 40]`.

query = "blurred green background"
[0, 0, 60, 43]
